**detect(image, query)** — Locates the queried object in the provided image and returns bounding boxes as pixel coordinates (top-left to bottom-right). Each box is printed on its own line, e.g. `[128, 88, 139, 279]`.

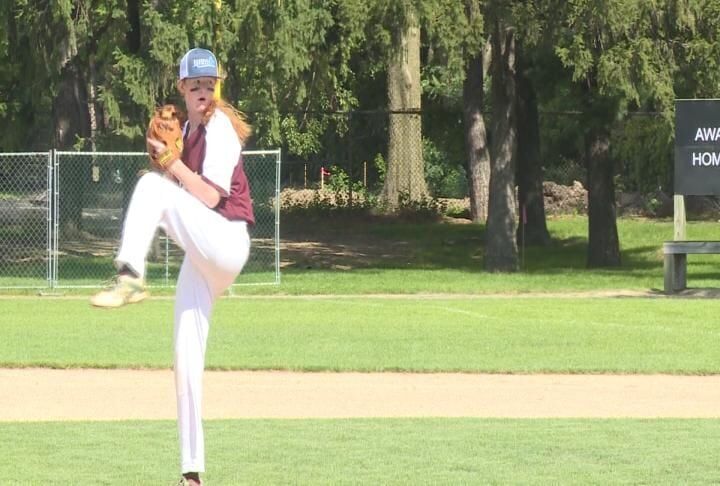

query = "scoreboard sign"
[675, 99, 720, 195]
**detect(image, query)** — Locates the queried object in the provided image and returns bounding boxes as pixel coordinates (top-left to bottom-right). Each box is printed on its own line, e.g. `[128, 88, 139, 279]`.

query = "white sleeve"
[202, 112, 241, 194]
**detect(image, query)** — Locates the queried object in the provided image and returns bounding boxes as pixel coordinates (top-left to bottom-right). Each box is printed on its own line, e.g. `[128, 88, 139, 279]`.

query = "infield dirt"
[3, 368, 719, 421]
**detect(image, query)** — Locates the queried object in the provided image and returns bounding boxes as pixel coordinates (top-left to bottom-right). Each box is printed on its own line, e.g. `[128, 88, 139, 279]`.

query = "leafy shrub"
[395, 192, 447, 222]
[280, 188, 375, 219]
[612, 116, 673, 194]
[423, 138, 468, 198]
[280, 187, 454, 222]
[373, 153, 387, 186]
[326, 165, 365, 194]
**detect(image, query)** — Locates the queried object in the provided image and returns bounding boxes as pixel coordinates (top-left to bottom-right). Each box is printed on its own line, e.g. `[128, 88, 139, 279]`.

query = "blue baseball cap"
[178, 48, 219, 80]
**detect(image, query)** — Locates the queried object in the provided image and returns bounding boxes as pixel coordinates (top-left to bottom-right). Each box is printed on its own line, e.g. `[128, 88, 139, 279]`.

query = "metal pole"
[46, 150, 53, 289]
[164, 234, 169, 286]
[521, 204, 526, 269]
[53, 150, 59, 288]
[275, 149, 282, 284]
[348, 111, 353, 207]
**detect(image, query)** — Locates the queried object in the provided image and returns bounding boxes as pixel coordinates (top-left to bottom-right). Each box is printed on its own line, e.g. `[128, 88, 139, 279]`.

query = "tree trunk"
[126, 0, 141, 53]
[485, 20, 518, 272]
[463, 34, 490, 224]
[586, 128, 621, 267]
[53, 67, 87, 142]
[54, 62, 90, 238]
[382, 7, 426, 207]
[515, 46, 550, 246]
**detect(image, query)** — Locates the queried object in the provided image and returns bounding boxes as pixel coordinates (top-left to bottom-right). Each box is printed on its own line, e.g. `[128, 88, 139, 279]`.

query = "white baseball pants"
[115, 172, 250, 473]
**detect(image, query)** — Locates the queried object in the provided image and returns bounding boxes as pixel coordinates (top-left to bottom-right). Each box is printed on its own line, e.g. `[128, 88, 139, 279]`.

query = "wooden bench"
[663, 241, 720, 293]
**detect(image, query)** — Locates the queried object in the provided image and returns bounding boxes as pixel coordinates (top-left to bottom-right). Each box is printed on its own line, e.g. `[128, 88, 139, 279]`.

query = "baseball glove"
[146, 104, 185, 170]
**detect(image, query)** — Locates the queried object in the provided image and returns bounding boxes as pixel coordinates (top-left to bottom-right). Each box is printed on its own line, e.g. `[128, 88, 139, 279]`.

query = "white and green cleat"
[90, 274, 149, 308]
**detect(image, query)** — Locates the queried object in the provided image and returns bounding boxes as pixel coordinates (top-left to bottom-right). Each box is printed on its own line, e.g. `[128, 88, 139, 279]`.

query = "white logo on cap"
[193, 58, 215, 69]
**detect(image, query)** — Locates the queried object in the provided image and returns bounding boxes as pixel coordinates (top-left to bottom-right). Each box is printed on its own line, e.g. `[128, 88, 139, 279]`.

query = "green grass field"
[2, 419, 719, 485]
[2, 216, 720, 484]
[2, 297, 720, 374]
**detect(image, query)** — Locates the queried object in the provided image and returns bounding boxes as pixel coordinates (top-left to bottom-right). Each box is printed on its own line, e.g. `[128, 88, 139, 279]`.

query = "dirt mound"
[543, 181, 587, 214]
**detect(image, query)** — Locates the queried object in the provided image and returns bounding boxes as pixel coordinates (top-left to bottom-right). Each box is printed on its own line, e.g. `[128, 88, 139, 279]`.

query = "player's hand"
[146, 137, 178, 169]
[146, 137, 165, 157]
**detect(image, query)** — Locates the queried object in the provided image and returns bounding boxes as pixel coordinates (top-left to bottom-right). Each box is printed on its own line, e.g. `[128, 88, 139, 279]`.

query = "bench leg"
[664, 253, 687, 294]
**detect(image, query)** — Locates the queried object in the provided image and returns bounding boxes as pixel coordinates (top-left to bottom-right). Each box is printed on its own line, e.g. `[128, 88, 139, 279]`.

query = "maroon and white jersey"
[181, 109, 255, 225]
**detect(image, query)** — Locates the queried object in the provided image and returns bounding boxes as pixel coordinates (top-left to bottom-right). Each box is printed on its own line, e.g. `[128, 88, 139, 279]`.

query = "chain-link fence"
[0, 152, 52, 289]
[0, 150, 280, 290]
[279, 110, 440, 217]
[277, 109, 674, 197]
[281, 110, 435, 195]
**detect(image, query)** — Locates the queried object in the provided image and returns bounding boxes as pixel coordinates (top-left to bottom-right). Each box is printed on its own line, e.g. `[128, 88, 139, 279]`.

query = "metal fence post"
[275, 148, 282, 285]
[52, 149, 59, 289]
[348, 111, 353, 207]
[46, 150, 53, 289]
